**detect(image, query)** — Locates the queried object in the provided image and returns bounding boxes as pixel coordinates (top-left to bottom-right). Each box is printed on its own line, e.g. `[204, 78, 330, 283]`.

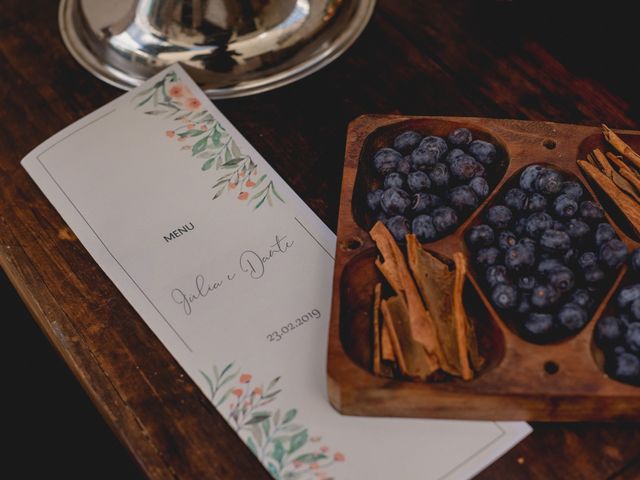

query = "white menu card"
[22, 65, 530, 479]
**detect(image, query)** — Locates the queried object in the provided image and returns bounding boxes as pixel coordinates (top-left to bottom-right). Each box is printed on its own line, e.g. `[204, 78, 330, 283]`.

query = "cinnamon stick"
[593, 149, 614, 179]
[372, 283, 382, 376]
[577, 160, 640, 236]
[602, 124, 640, 171]
[605, 152, 640, 202]
[370, 222, 443, 373]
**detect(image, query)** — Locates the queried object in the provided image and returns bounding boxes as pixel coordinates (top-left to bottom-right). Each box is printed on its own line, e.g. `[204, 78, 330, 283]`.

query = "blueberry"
[599, 238, 628, 270]
[584, 266, 605, 284]
[498, 230, 518, 251]
[505, 244, 535, 272]
[393, 130, 422, 154]
[411, 136, 447, 169]
[377, 211, 389, 223]
[469, 177, 490, 200]
[618, 284, 640, 310]
[596, 316, 625, 347]
[531, 284, 560, 309]
[566, 219, 590, 242]
[612, 352, 640, 384]
[450, 154, 485, 181]
[514, 217, 528, 237]
[627, 323, 640, 352]
[630, 298, 640, 322]
[553, 194, 578, 218]
[540, 229, 571, 253]
[563, 248, 579, 265]
[551, 220, 566, 232]
[578, 251, 598, 270]
[486, 205, 513, 230]
[517, 295, 532, 315]
[476, 247, 502, 269]
[447, 128, 473, 147]
[367, 189, 384, 212]
[523, 313, 554, 339]
[445, 148, 465, 165]
[432, 206, 459, 233]
[561, 181, 584, 200]
[571, 289, 592, 309]
[428, 163, 451, 189]
[537, 258, 564, 277]
[595, 223, 616, 247]
[520, 165, 545, 193]
[579, 200, 605, 224]
[518, 275, 536, 291]
[630, 249, 640, 272]
[411, 215, 437, 243]
[397, 156, 412, 175]
[519, 237, 537, 254]
[486, 265, 510, 288]
[380, 187, 411, 215]
[525, 212, 553, 238]
[468, 140, 497, 165]
[407, 171, 431, 193]
[535, 169, 563, 195]
[491, 283, 518, 310]
[501, 188, 526, 213]
[384, 172, 406, 190]
[465, 225, 495, 250]
[373, 148, 402, 175]
[448, 185, 479, 213]
[386, 215, 410, 243]
[411, 193, 442, 214]
[548, 266, 575, 293]
[558, 303, 587, 332]
[526, 193, 547, 213]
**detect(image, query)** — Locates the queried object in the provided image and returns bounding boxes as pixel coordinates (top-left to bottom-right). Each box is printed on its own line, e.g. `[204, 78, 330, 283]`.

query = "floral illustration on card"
[133, 72, 284, 210]
[200, 362, 344, 480]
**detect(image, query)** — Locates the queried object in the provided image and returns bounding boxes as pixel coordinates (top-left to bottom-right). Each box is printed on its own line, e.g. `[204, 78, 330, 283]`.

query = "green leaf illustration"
[192, 137, 209, 155]
[201, 157, 215, 171]
[293, 453, 327, 464]
[282, 409, 297, 424]
[288, 429, 308, 455]
[272, 440, 285, 467]
[266, 462, 279, 479]
[246, 437, 258, 456]
[246, 412, 271, 425]
[249, 423, 263, 447]
[261, 417, 270, 437]
[199, 371, 214, 398]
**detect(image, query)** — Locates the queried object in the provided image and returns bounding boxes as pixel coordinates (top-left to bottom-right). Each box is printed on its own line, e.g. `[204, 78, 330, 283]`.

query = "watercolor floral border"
[201, 362, 344, 480]
[133, 72, 284, 210]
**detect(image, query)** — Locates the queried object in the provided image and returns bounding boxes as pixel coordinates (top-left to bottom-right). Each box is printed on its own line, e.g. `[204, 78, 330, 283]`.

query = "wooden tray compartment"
[328, 115, 640, 421]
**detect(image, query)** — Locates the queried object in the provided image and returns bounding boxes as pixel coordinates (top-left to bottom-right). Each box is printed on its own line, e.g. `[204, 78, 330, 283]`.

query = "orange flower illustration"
[245, 179, 256, 188]
[239, 373, 252, 383]
[168, 84, 186, 97]
[187, 123, 195, 129]
[165, 130, 175, 138]
[231, 388, 243, 397]
[185, 97, 201, 111]
[252, 387, 262, 396]
[310, 463, 319, 470]
[228, 182, 237, 189]
[238, 191, 249, 200]
[200, 124, 208, 131]
[320, 446, 329, 453]
[334, 452, 345, 462]
[310, 436, 321, 442]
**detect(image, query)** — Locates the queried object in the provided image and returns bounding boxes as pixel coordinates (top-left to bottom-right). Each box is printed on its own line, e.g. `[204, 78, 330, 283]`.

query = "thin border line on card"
[294, 216, 334, 260]
[36, 108, 193, 352]
[438, 423, 507, 480]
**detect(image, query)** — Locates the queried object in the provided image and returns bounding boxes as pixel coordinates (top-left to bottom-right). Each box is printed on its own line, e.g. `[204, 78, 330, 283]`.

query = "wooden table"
[1, 0, 639, 478]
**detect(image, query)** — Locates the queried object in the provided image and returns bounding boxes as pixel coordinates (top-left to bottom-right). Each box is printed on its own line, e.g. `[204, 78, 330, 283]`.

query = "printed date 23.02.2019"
[266, 309, 321, 342]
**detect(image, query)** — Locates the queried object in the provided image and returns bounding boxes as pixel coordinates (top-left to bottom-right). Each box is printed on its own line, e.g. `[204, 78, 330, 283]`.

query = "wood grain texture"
[329, 116, 640, 421]
[0, 0, 639, 478]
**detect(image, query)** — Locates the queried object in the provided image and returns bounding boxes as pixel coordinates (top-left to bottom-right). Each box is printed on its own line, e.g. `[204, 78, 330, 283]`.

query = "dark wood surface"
[1, 0, 639, 478]
[329, 116, 640, 421]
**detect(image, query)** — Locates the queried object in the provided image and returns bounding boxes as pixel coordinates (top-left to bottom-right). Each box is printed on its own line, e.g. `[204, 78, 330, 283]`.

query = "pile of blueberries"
[595, 250, 640, 386]
[465, 164, 629, 343]
[366, 127, 500, 243]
